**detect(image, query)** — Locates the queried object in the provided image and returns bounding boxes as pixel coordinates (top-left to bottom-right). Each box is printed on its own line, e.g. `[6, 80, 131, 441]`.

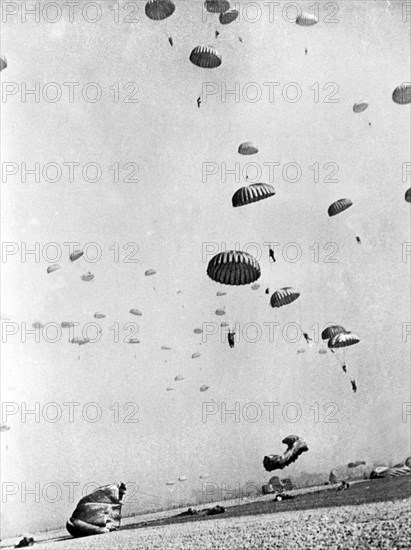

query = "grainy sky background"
[1, 0, 410, 537]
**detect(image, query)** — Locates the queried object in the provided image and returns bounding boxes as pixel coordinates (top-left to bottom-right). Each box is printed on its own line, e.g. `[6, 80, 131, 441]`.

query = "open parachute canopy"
[405, 188, 411, 203]
[70, 250, 84, 262]
[270, 287, 300, 308]
[263, 435, 308, 472]
[353, 102, 369, 113]
[81, 272, 94, 282]
[392, 84, 411, 105]
[328, 198, 353, 217]
[0, 55, 7, 71]
[145, 269, 156, 276]
[145, 0, 175, 20]
[238, 142, 258, 155]
[207, 250, 261, 285]
[200, 384, 209, 392]
[204, 0, 230, 13]
[219, 8, 239, 24]
[190, 46, 222, 68]
[130, 308, 142, 316]
[328, 332, 360, 348]
[232, 183, 276, 207]
[296, 13, 318, 26]
[47, 264, 61, 274]
[321, 325, 346, 340]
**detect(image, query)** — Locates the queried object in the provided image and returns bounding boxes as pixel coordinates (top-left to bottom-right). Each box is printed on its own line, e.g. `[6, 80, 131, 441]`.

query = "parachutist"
[342, 364, 347, 373]
[168, 36, 173, 47]
[305, 47, 308, 55]
[215, 30, 220, 38]
[265, 288, 270, 295]
[269, 248, 276, 262]
[351, 380, 357, 393]
[239, 37, 243, 43]
[356, 236, 361, 244]
[228, 331, 235, 348]
[303, 333, 312, 344]
[197, 97, 202, 108]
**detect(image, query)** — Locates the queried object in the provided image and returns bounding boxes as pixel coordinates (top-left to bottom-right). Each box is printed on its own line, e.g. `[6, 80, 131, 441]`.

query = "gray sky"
[1, 0, 410, 536]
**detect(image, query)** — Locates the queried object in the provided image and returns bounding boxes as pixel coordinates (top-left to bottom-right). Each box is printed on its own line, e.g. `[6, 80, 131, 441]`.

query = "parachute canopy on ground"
[207, 250, 261, 285]
[392, 84, 411, 105]
[328, 332, 360, 348]
[81, 272, 94, 282]
[204, 0, 230, 13]
[145, 0, 175, 20]
[70, 250, 83, 262]
[370, 465, 411, 479]
[219, 8, 238, 24]
[200, 384, 209, 392]
[296, 13, 318, 26]
[145, 269, 156, 276]
[348, 461, 366, 468]
[190, 46, 222, 68]
[130, 309, 142, 316]
[47, 264, 61, 274]
[0, 55, 7, 71]
[263, 435, 308, 472]
[353, 102, 368, 113]
[321, 325, 346, 340]
[328, 199, 353, 217]
[232, 183, 276, 208]
[270, 287, 300, 308]
[238, 142, 258, 155]
[66, 483, 126, 538]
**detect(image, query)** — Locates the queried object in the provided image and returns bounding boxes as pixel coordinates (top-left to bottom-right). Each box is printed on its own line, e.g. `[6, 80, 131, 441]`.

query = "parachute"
[232, 183, 276, 208]
[328, 332, 360, 348]
[0, 424, 11, 432]
[194, 328, 203, 334]
[220, 322, 228, 327]
[129, 338, 141, 344]
[270, 287, 300, 308]
[130, 309, 142, 316]
[166, 481, 175, 485]
[166, 387, 175, 391]
[192, 352, 201, 359]
[297, 348, 305, 354]
[263, 435, 308, 471]
[66, 483, 126, 537]
[238, 142, 258, 155]
[70, 250, 83, 262]
[405, 188, 411, 203]
[47, 264, 61, 274]
[347, 461, 366, 468]
[215, 308, 225, 316]
[207, 250, 261, 285]
[161, 346, 172, 350]
[190, 46, 222, 69]
[79, 338, 90, 346]
[216, 291, 227, 296]
[370, 465, 411, 479]
[392, 84, 411, 105]
[81, 272, 94, 282]
[199, 384, 209, 392]
[204, 0, 230, 13]
[318, 348, 327, 354]
[219, 8, 238, 24]
[61, 322, 76, 328]
[145, 0, 175, 20]
[353, 102, 368, 113]
[296, 13, 318, 26]
[174, 375, 184, 381]
[145, 269, 156, 276]
[94, 313, 106, 319]
[0, 55, 7, 71]
[251, 283, 260, 290]
[328, 199, 353, 217]
[321, 325, 346, 341]
[329, 470, 338, 484]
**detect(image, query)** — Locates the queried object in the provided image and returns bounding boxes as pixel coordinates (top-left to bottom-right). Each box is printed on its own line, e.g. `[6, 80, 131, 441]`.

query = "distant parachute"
[232, 183, 276, 208]
[348, 461, 366, 468]
[79, 338, 90, 346]
[204, 0, 230, 13]
[192, 352, 201, 359]
[70, 250, 83, 262]
[130, 309, 142, 316]
[70, 337, 83, 344]
[216, 291, 227, 296]
[219, 8, 238, 24]
[251, 283, 260, 290]
[199, 384, 209, 392]
[47, 264, 61, 274]
[328, 332, 360, 348]
[81, 272, 94, 282]
[194, 328, 203, 334]
[392, 84, 411, 105]
[353, 102, 368, 113]
[405, 188, 411, 203]
[145, 269, 156, 276]
[0, 55, 7, 71]
[318, 348, 327, 354]
[405, 457, 411, 468]
[321, 325, 346, 341]
[328, 199, 353, 217]
[174, 375, 184, 381]
[264, 435, 308, 471]
[61, 321, 76, 328]
[207, 250, 261, 285]
[0, 424, 10, 432]
[270, 287, 300, 308]
[296, 13, 318, 26]
[32, 321, 44, 329]
[129, 338, 141, 344]
[165, 480, 175, 485]
[297, 348, 305, 354]
[190, 46, 222, 69]
[145, 0, 175, 20]
[215, 308, 225, 316]
[166, 387, 175, 392]
[220, 322, 228, 327]
[238, 142, 258, 155]
[94, 313, 106, 319]
[161, 346, 172, 350]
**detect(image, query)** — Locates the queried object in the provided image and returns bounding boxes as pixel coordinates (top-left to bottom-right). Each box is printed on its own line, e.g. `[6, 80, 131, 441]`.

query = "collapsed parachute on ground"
[263, 435, 308, 471]
[392, 84, 411, 105]
[405, 188, 411, 203]
[370, 465, 411, 479]
[348, 461, 366, 468]
[270, 287, 300, 308]
[145, 269, 156, 276]
[232, 183, 276, 208]
[81, 272, 94, 282]
[70, 250, 83, 262]
[200, 384, 209, 392]
[66, 483, 126, 538]
[353, 102, 368, 113]
[219, 8, 238, 24]
[47, 264, 61, 274]
[130, 309, 142, 316]
[190, 46, 222, 68]
[145, 0, 175, 20]
[328, 332, 360, 348]
[94, 313, 106, 319]
[328, 199, 353, 217]
[204, 0, 230, 13]
[296, 13, 318, 26]
[329, 470, 338, 484]
[238, 142, 258, 155]
[0, 55, 7, 71]
[207, 250, 261, 285]
[321, 325, 346, 340]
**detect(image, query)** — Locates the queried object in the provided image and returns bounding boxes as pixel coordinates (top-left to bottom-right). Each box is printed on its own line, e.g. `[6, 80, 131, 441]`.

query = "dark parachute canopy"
[70, 250, 83, 262]
[392, 84, 411, 105]
[296, 13, 318, 26]
[204, 0, 230, 13]
[353, 102, 368, 113]
[66, 483, 126, 538]
[348, 461, 366, 468]
[145, 0, 175, 20]
[263, 435, 308, 471]
[270, 287, 300, 308]
[238, 142, 258, 155]
[207, 250, 261, 285]
[219, 8, 239, 24]
[328, 198, 353, 217]
[405, 188, 411, 203]
[0, 55, 7, 71]
[232, 183, 276, 208]
[328, 332, 360, 348]
[321, 325, 346, 340]
[47, 264, 61, 274]
[190, 46, 222, 68]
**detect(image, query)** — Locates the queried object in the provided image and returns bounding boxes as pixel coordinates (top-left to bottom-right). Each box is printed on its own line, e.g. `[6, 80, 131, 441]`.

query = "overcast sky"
[1, 0, 410, 536]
